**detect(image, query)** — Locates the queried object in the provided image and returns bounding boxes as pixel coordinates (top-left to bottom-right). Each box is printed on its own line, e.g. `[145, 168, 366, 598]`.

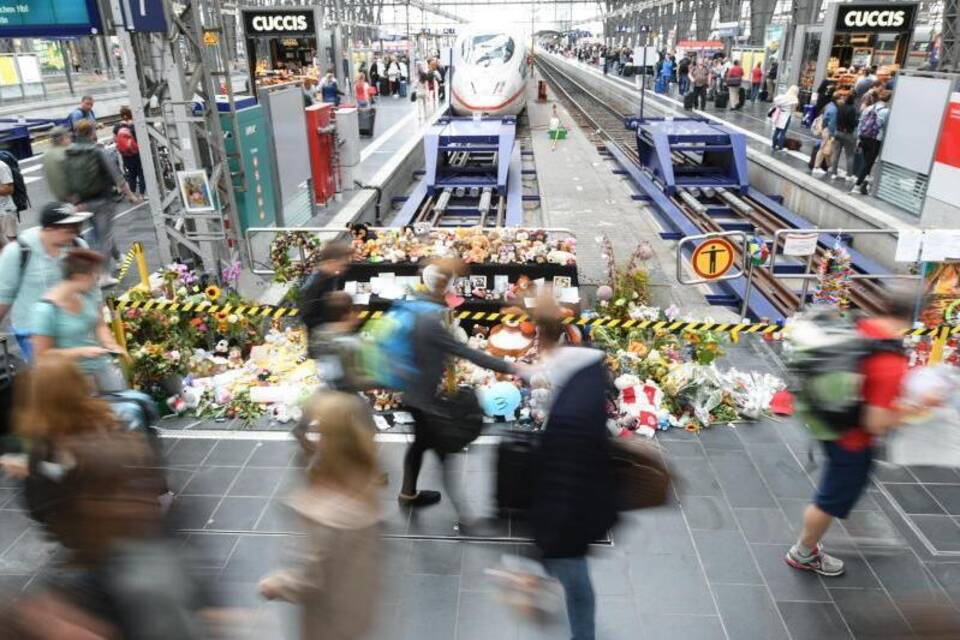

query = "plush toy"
[214, 339, 229, 357]
[614, 374, 661, 438]
[487, 306, 535, 359]
[228, 346, 243, 369]
[505, 275, 533, 302]
[465, 235, 490, 263]
[478, 381, 523, 420]
[468, 325, 490, 350]
[547, 249, 576, 266]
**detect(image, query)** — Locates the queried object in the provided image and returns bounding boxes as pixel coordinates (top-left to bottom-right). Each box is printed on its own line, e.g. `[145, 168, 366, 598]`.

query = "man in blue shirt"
[67, 95, 96, 136]
[0, 202, 92, 360]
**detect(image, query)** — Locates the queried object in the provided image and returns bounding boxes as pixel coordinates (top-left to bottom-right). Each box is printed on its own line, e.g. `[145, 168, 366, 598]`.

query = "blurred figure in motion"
[396, 259, 517, 528]
[787, 286, 938, 577]
[260, 391, 382, 640]
[299, 241, 353, 359]
[7, 354, 202, 639]
[42, 126, 74, 203]
[0, 202, 91, 361]
[529, 301, 617, 640]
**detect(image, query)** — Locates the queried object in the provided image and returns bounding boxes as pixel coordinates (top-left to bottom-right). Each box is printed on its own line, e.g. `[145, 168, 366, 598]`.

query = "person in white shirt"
[0, 160, 17, 246]
[387, 57, 401, 97]
[549, 105, 562, 151]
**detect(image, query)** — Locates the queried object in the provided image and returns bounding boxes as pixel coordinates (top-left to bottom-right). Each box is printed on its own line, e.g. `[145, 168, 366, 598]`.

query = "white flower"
[227, 314, 239, 324]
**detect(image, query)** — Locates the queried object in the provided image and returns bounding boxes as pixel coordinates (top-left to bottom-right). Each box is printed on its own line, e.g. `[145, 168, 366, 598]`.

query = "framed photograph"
[553, 275, 572, 290]
[176, 170, 215, 213]
[356, 281, 372, 295]
[455, 277, 471, 296]
[470, 275, 488, 290]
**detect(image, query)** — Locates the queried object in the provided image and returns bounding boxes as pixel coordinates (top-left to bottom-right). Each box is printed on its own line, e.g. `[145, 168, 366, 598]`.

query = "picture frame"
[553, 275, 572, 290]
[470, 275, 488, 290]
[176, 170, 216, 213]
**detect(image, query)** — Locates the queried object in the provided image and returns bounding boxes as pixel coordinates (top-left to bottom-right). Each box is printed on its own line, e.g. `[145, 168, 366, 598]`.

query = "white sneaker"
[812, 168, 826, 177]
[785, 544, 845, 577]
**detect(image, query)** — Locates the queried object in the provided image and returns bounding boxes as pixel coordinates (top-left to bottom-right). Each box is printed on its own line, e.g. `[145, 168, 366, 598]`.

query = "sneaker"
[398, 490, 441, 508]
[812, 168, 826, 177]
[785, 544, 845, 577]
[846, 175, 856, 182]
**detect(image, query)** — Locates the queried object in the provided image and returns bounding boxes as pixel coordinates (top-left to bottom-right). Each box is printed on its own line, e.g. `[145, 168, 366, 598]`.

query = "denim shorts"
[814, 441, 873, 519]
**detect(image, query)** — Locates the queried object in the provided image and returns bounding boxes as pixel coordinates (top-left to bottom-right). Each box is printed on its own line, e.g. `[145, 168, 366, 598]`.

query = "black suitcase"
[759, 87, 769, 102]
[714, 91, 728, 109]
[358, 107, 376, 137]
[683, 92, 696, 110]
[496, 431, 538, 515]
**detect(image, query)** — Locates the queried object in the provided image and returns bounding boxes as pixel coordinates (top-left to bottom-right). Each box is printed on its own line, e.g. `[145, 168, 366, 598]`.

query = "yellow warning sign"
[203, 31, 219, 46]
[691, 237, 736, 280]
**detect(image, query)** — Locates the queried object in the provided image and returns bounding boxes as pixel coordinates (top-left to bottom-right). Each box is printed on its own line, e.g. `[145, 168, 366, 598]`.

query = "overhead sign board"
[119, 0, 167, 33]
[0, 0, 104, 37]
[834, 3, 918, 33]
[242, 9, 315, 37]
[692, 238, 736, 280]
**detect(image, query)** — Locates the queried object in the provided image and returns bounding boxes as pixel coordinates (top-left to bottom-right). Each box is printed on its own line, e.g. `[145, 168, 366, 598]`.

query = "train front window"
[462, 34, 515, 67]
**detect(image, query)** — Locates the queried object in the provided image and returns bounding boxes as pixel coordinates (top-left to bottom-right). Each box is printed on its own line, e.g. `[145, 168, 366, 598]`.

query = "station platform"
[545, 53, 921, 237]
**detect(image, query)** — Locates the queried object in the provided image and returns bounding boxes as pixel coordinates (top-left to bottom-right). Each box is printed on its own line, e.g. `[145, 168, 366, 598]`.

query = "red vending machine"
[305, 103, 337, 205]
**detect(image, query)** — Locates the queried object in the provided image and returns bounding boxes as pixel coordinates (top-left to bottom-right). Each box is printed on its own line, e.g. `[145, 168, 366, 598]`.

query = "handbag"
[410, 89, 417, 102]
[767, 106, 778, 119]
[422, 387, 484, 454]
[609, 439, 671, 510]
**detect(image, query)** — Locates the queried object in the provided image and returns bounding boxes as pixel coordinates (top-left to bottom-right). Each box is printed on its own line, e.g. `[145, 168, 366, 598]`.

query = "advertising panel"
[0, 0, 104, 37]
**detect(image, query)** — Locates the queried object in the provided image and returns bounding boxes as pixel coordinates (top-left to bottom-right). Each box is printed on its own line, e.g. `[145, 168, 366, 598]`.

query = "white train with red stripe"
[451, 28, 528, 117]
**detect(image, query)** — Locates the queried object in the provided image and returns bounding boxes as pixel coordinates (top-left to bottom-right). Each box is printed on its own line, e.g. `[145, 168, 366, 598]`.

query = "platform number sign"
[691, 237, 735, 280]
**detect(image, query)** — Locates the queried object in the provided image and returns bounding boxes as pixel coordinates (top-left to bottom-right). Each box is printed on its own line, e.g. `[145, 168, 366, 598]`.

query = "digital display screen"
[0, 0, 103, 37]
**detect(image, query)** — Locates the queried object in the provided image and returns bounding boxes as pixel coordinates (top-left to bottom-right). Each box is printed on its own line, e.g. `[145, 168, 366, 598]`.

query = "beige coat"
[265, 485, 382, 640]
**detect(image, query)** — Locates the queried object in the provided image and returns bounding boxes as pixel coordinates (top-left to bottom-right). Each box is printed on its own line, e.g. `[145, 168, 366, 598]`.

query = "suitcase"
[609, 439, 670, 510]
[654, 76, 668, 94]
[496, 431, 538, 515]
[398, 80, 407, 98]
[759, 87, 769, 102]
[714, 91, 728, 109]
[683, 91, 696, 110]
[785, 137, 803, 151]
[358, 107, 376, 137]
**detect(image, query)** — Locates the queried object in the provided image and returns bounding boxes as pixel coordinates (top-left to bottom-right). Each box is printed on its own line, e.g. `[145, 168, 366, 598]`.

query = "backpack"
[859, 106, 882, 139]
[0, 150, 30, 217]
[811, 114, 825, 137]
[63, 145, 113, 201]
[786, 308, 903, 438]
[114, 126, 139, 157]
[360, 299, 441, 391]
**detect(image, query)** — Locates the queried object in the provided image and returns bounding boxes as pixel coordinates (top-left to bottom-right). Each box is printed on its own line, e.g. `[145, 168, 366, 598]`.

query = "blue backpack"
[361, 299, 441, 390]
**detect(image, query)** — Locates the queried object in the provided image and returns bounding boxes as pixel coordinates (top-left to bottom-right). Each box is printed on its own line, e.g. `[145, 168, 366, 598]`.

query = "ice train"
[450, 28, 528, 117]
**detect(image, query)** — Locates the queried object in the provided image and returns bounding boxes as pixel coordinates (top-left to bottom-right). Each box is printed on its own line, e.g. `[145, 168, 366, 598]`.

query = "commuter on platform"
[770, 85, 799, 152]
[299, 241, 353, 353]
[301, 77, 318, 107]
[355, 72, 375, 108]
[0, 149, 16, 247]
[112, 106, 146, 197]
[677, 55, 690, 95]
[260, 391, 383, 640]
[42, 126, 73, 203]
[765, 59, 779, 99]
[415, 69, 431, 122]
[66, 95, 96, 135]
[852, 89, 891, 195]
[830, 94, 859, 181]
[689, 60, 709, 110]
[320, 70, 344, 106]
[529, 299, 617, 640]
[750, 62, 763, 102]
[0, 202, 91, 360]
[812, 93, 839, 175]
[387, 56, 401, 97]
[725, 60, 744, 110]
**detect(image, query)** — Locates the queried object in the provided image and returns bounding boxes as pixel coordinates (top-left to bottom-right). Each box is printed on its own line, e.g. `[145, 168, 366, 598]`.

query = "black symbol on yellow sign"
[691, 238, 736, 280]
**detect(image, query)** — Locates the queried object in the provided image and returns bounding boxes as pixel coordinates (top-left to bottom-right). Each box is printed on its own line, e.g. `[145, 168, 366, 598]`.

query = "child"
[260, 391, 383, 640]
[549, 105, 563, 151]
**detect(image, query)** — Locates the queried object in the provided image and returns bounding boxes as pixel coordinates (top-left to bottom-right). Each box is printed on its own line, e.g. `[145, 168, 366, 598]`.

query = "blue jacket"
[822, 102, 838, 136]
[661, 59, 675, 79]
[320, 80, 341, 103]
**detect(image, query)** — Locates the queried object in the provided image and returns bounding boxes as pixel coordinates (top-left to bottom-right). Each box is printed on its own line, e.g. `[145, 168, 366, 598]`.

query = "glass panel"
[461, 34, 515, 67]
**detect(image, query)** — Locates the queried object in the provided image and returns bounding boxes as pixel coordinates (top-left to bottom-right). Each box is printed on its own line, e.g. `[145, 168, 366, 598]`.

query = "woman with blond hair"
[260, 391, 383, 640]
[6, 354, 201, 639]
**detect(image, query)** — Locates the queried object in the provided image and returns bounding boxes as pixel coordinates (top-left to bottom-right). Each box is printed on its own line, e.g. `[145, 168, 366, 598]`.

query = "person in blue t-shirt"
[67, 96, 97, 136]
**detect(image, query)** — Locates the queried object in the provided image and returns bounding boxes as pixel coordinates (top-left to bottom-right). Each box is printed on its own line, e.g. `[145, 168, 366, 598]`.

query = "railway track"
[535, 55, 884, 318]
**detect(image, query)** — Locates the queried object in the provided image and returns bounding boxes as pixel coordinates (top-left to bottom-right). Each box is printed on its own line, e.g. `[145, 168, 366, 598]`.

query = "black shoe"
[398, 490, 442, 508]
[859, 183, 868, 195]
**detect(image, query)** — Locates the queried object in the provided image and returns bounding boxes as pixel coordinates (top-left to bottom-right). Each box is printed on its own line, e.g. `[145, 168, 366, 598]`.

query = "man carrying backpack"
[395, 259, 519, 527]
[42, 126, 73, 203]
[851, 89, 891, 196]
[112, 106, 145, 197]
[66, 119, 137, 286]
[786, 285, 941, 577]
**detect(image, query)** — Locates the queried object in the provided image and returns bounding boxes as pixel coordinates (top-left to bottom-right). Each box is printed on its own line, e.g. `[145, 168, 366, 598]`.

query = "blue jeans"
[543, 557, 595, 640]
[679, 75, 689, 95]
[13, 330, 32, 362]
[751, 83, 760, 101]
[772, 118, 791, 150]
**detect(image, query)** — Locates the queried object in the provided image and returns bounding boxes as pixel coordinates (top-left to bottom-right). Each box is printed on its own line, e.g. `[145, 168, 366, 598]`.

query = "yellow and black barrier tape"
[110, 299, 960, 338]
[114, 242, 142, 283]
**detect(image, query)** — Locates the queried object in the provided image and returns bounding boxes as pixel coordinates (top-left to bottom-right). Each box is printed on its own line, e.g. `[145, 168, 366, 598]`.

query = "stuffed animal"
[614, 374, 661, 438]
[214, 339, 229, 357]
[465, 235, 490, 263]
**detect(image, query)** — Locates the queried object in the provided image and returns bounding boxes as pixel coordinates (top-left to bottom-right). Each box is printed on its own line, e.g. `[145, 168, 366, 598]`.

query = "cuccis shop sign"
[835, 4, 917, 33]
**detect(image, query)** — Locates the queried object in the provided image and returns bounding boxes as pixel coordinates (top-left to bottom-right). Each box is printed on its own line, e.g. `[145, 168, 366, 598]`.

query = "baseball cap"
[40, 202, 92, 227]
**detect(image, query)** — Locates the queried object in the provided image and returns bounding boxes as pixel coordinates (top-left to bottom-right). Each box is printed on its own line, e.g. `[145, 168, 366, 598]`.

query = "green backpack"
[63, 144, 113, 201]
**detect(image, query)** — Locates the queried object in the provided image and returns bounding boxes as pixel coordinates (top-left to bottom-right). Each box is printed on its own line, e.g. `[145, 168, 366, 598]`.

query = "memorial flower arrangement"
[594, 235, 652, 320]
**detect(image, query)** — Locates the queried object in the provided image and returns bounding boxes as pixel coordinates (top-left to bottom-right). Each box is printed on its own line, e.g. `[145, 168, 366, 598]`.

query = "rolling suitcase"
[714, 91, 728, 109]
[358, 107, 376, 137]
[398, 80, 407, 98]
[496, 431, 538, 515]
[785, 137, 803, 151]
[759, 87, 769, 102]
[683, 91, 696, 111]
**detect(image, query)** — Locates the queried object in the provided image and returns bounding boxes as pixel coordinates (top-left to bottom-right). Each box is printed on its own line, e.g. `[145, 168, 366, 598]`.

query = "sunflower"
[205, 285, 222, 301]
[215, 310, 229, 322]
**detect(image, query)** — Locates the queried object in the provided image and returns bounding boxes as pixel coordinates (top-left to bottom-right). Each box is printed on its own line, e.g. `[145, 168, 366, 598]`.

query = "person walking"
[530, 303, 617, 640]
[0, 202, 90, 360]
[750, 62, 763, 102]
[387, 56, 401, 97]
[112, 107, 146, 198]
[786, 286, 938, 578]
[770, 85, 799, 152]
[42, 126, 73, 204]
[677, 55, 690, 95]
[415, 69, 431, 121]
[260, 391, 383, 640]
[689, 60, 709, 110]
[0, 150, 16, 247]
[66, 119, 137, 285]
[851, 89, 891, 195]
[299, 241, 353, 352]
[829, 95, 859, 181]
[725, 60, 744, 110]
[355, 72, 374, 108]
[396, 259, 518, 529]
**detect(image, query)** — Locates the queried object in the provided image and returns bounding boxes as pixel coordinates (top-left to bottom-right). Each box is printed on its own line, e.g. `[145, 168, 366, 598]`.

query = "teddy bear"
[465, 235, 490, 264]
[504, 275, 532, 303]
[614, 374, 663, 438]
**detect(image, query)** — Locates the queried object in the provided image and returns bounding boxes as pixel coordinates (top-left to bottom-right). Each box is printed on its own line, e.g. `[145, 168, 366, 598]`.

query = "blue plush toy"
[478, 381, 523, 420]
